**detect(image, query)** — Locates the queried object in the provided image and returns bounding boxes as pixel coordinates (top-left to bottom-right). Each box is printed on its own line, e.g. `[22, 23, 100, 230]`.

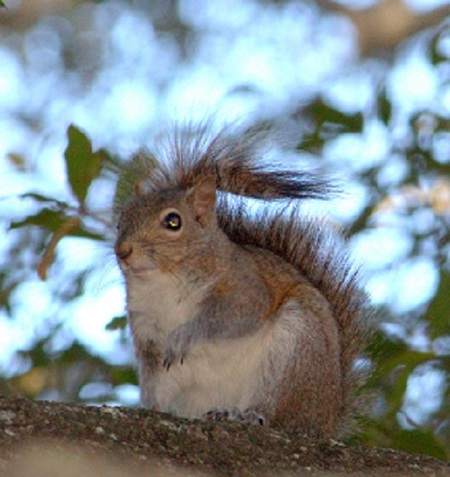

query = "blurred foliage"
[0, 338, 137, 402]
[10, 125, 111, 280]
[0, 0, 449, 463]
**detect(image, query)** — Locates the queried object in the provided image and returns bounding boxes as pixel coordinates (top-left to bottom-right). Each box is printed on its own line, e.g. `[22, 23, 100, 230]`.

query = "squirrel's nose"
[115, 242, 133, 261]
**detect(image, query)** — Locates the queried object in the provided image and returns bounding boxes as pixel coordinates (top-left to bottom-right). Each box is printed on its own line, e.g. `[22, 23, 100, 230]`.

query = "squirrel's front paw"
[163, 347, 184, 370]
[163, 325, 192, 370]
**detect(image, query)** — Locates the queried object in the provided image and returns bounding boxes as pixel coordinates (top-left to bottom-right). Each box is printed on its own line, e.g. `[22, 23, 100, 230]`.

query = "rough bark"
[0, 397, 448, 476]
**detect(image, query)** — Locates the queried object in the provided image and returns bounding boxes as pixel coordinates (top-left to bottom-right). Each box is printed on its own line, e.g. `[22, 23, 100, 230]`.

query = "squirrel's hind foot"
[203, 407, 266, 427]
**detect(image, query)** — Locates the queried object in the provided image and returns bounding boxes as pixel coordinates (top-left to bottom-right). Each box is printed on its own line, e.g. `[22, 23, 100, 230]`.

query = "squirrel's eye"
[162, 212, 182, 231]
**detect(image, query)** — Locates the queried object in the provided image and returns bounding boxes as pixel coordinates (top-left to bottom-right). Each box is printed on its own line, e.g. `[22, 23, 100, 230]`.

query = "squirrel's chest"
[152, 329, 269, 417]
[125, 271, 207, 347]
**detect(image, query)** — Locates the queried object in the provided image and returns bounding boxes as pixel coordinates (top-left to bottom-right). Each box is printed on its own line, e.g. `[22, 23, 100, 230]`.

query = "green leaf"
[0, 1, 6, 8]
[10, 209, 65, 232]
[390, 427, 447, 461]
[363, 421, 448, 461]
[10, 210, 104, 279]
[307, 98, 364, 134]
[426, 271, 450, 338]
[377, 88, 392, 126]
[20, 192, 70, 209]
[110, 366, 138, 386]
[9, 208, 103, 240]
[374, 348, 436, 382]
[366, 334, 436, 403]
[18, 337, 53, 367]
[57, 342, 96, 364]
[297, 98, 364, 153]
[429, 27, 449, 65]
[64, 125, 103, 206]
[105, 315, 128, 331]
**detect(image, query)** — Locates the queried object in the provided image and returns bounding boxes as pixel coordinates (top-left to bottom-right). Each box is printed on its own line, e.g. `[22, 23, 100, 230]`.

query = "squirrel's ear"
[187, 175, 217, 226]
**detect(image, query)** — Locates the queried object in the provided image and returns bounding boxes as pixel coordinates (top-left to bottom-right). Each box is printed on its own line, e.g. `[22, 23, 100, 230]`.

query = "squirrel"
[114, 124, 370, 438]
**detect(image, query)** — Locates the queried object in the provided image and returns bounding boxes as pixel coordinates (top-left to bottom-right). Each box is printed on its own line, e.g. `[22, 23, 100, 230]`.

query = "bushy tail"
[218, 204, 371, 435]
[136, 123, 333, 201]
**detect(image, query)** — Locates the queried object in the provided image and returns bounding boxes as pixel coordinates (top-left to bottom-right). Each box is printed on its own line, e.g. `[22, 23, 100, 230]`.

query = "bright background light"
[0, 0, 448, 418]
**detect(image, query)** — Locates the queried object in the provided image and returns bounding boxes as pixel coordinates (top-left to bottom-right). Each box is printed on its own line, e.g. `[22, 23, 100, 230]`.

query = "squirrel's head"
[114, 175, 222, 276]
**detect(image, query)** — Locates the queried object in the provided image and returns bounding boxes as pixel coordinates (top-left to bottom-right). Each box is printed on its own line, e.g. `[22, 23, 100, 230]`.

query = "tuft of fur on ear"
[187, 175, 217, 226]
[134, 180, 147, 197]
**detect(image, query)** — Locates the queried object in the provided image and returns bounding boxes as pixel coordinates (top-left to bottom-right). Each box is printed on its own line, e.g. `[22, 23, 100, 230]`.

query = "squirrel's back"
[115, 124, 371, 437]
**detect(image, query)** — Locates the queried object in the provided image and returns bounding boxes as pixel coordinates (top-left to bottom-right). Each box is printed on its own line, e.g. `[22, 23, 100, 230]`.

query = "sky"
[0, 0, 449, 418]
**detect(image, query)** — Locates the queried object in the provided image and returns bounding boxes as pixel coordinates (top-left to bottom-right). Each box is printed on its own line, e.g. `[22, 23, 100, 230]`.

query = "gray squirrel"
[114, 124, 370, 438]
